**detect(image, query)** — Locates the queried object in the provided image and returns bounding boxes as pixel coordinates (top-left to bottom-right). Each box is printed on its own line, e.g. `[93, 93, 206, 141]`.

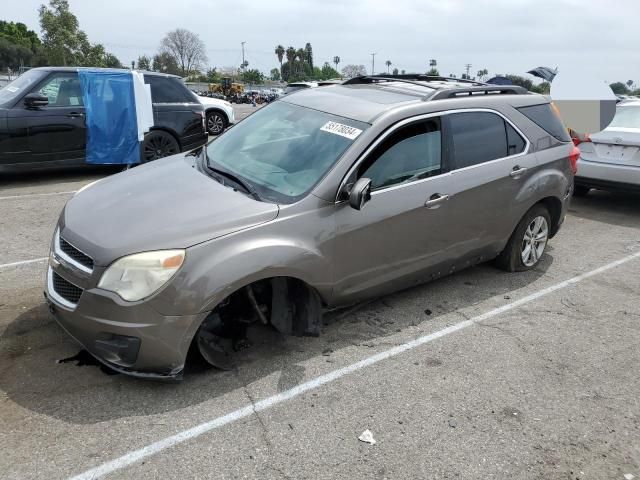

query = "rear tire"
[142, 131, 180, 162]
[573, 184, 590, 197]
[495, 204, 551, 272]
[206, 111, 227, 136]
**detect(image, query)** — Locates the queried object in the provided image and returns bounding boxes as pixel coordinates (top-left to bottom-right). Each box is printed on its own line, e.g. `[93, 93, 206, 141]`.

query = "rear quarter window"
[145, 76, 197, 103]
[517, 103, 571, 142]
[448, 111, 508, 168]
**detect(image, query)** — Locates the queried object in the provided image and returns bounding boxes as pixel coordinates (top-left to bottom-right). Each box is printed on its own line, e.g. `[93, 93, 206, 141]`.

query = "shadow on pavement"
[0, 255, 553, 425]
[569, 190, 640, 230]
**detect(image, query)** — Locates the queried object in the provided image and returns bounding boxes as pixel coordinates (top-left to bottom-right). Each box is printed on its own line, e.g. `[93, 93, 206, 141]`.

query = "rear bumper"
[45, 266, 207, 380]
[576, 158, 640, 192]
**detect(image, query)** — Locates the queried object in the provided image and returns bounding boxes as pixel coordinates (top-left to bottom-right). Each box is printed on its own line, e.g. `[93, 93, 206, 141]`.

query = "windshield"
[0, 69, 46, 106]
[609, 105, 640, 129]
[205, 101, 369, 203]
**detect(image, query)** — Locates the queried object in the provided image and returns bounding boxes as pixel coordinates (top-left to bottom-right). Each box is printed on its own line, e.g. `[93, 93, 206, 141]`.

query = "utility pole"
[464, 63, 472, 79]
[371, 52, 377, 76]
[241, 41, 246, 72]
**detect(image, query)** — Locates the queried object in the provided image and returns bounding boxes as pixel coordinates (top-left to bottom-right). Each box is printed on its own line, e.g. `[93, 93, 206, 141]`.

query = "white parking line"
[0, 257, 48, 270]
[69, 249, 640, 480]
[0, 190, 76, 201]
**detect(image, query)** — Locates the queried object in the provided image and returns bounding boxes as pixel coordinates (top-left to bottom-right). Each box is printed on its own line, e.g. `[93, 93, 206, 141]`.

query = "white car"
[574, 101, 640, 195]
[198, 96, 235, 136]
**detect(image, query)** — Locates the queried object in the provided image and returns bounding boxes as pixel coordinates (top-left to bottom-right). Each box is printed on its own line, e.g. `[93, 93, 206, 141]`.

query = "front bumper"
[45, 265, 207, 380]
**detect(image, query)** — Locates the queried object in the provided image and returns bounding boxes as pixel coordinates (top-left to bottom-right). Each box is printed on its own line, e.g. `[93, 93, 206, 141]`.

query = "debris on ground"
[448, 418, 457, 428]
[624, 474, 634, 480]
[358, 429, 376, 445]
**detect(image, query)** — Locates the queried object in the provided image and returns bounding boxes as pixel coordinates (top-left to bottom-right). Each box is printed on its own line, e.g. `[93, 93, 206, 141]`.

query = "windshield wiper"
[205, 163, 261, 201]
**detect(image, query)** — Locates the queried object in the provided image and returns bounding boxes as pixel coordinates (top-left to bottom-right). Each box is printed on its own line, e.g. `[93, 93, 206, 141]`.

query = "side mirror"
[24, 93, 49, 108]
[349, 177, 372, 210]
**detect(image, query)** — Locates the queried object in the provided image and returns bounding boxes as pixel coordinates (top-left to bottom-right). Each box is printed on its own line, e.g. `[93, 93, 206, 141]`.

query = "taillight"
[568, 145, 580, 175]
[569, 129, 591, 146]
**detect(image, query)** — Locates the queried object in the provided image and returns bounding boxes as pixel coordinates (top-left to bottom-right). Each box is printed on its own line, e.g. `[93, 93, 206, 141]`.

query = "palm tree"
[285, 46, 296, 80]
[385, 60, 392, 74]
[275, 45, 285, 75]
[333, 56, 340, 75]
[296, 48, 306, 77]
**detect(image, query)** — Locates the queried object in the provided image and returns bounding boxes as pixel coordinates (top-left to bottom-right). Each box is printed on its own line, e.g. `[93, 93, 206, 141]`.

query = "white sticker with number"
[320, 121, 363, 140]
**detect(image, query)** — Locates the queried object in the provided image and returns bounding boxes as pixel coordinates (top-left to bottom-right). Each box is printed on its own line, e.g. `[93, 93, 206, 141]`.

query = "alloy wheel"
[207, 114, 225, 135]
[521, 215, 548, 267]
[143, 133, 179, 161]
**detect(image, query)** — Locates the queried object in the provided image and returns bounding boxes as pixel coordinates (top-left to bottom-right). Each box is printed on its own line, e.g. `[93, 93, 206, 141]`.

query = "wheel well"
[537, 196, 563, 237]
[147, 127, 181, 150]
[201, 276, 324, 336]
[205, 108, 228, 123]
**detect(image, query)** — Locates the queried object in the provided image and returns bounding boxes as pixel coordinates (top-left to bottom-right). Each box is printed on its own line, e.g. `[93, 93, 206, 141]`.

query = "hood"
[199, 96, 231, 108]
[60, 154, 279, 266]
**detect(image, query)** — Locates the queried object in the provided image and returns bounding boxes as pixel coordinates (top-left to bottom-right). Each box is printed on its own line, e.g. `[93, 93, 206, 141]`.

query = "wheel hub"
[521, 216, 548, 267]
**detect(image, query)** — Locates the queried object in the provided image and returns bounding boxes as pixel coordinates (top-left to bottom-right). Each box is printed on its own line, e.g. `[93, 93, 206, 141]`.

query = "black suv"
[0, 67, 207, 171]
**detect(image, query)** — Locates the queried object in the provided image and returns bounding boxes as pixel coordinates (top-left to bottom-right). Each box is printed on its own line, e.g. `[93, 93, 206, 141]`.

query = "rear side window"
[517, 103, 571, 142]
[448, 112, 509, 168]
[506, 123, 526, 156]
[145, 76, 195, 103]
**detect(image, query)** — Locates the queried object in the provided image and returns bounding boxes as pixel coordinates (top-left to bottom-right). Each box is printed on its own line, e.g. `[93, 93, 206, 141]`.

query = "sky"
[4, 0, 640, 84]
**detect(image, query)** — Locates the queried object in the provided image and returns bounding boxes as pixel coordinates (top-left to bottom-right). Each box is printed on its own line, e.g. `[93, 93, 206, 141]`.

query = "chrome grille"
[52, 271, 83, 304]
[59, 235, 94, 270]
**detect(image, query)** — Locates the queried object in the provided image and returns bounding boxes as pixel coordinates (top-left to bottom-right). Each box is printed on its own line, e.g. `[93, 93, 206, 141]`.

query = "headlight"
[98, 250, 185, 301]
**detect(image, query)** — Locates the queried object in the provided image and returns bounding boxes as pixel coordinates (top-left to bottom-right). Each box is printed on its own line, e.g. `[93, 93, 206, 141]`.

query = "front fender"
[150, 233, 333, 316]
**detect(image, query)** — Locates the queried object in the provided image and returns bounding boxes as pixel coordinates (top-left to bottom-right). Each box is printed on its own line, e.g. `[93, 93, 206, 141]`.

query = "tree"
[305, 42, 313, 70]
[477, 68, 489, 81]
[137, 55, 151, 70]
[39, 0, 120, 67]
[152, 52, 179, 75]
[392, 67, 398, 75]
[426, 67, 439, 76]
[333, 56, 340, 74]
[341, 64, 366, 78]
[530, 81, 550, 94]
[385, 60, 392, 73]
[270, 68, 281, 81]
[275, 44, 284, 74]
[609, 82, 630, 95]
[319, 62, 339, 80]
[0, 21, 42, 52]
[505, 74, 533, 91]
[626, 80, 635, 90]
[401, 69, 406, 75]
[206, 67, 220, 83]
[160, 28, 207, 77]
[241, 68, 264, 84]
[0, 38, 34, 70]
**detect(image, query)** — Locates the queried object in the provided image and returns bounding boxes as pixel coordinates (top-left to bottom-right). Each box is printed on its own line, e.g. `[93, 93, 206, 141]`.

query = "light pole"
[241, 41, 246, 72]
[371, 52, 377, 76]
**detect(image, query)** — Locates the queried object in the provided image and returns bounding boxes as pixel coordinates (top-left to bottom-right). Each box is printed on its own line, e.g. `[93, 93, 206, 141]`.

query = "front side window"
[205, 101, 369, 203]
[358, 119, 442, 190]
[0, 69, 46, 106]
[449, 112, 526, 169]
[37, 73, 83, 107]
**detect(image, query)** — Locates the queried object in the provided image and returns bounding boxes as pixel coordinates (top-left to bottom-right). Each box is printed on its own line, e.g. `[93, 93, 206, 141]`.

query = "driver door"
[332, 116, 454, 304]
[23, 72, 86, 165]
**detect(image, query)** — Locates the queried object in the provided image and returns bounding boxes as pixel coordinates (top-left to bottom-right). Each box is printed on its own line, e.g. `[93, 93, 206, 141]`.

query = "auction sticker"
[320, 121, 363, 140]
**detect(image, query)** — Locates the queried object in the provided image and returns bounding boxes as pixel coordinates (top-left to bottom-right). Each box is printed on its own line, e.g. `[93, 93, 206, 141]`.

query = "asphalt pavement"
[0, 107, 639, 479]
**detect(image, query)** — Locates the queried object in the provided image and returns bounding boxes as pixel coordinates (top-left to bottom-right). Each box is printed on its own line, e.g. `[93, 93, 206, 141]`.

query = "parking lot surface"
[1, 106, 639, 480]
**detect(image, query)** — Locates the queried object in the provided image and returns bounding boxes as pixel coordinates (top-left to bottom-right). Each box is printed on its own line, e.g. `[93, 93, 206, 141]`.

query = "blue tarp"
[78, 70, 140, 164]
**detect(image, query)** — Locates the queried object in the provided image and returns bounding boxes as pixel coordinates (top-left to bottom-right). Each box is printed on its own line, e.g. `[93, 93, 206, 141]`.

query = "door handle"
[510, 166, 528, 178]
[67, 112, 85, 118]
[425, 193, 450, 208]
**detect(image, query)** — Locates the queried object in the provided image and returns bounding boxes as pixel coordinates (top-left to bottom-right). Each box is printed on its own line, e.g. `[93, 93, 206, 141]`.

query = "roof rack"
[428, 85, 528, 100]
[343, 74, 486, 86]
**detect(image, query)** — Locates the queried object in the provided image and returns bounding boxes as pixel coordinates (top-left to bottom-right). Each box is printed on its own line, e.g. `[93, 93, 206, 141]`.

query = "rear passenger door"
[443, 110, 536, 255]
[144, 75, 202, 145]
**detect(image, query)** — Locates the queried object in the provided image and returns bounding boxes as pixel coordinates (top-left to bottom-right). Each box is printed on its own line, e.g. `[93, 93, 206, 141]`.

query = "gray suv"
[44, 75, 575, 379]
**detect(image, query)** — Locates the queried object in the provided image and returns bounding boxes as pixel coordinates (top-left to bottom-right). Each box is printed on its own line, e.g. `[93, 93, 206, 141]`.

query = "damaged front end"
[195, 278, 322, 370]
